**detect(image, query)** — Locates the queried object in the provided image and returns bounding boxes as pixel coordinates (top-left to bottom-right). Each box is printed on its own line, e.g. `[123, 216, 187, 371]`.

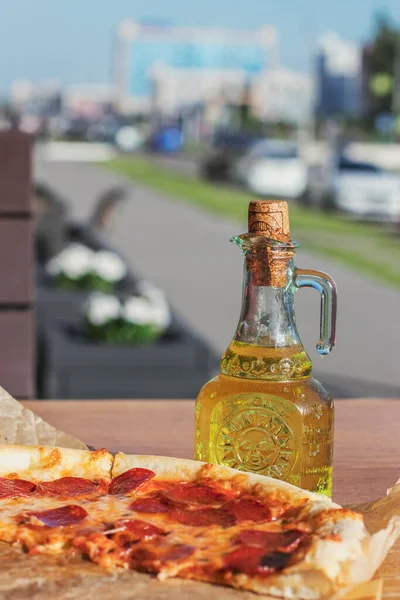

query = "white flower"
[46, 257, 62, 276]
[137, 280, 170, 315]
[92, 250, 127, 283]
[137, 280, 162, 299]
[47, 243, 94, 279]
[152, 305, 172, 329]
[122, 297, 154, 325]
[86, 293, 121, 326]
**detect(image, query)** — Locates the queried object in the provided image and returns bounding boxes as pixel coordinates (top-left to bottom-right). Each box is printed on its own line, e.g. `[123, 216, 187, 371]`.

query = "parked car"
[57, 114, 143, 152]
[305, 155, 400, 221]
[86, 115, 139, 148]
[199, 130, 263, 181]
[59, 117, 92, 141]
[234, 140, 308, 199]
[150, 126, 183, 153]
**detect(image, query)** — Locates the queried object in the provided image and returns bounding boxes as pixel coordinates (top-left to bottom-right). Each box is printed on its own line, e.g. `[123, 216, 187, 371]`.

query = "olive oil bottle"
[195, 200, 337, 496]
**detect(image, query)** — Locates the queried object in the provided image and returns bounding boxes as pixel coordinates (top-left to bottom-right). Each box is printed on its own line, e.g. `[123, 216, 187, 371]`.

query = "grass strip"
[105, 155, 400, 288]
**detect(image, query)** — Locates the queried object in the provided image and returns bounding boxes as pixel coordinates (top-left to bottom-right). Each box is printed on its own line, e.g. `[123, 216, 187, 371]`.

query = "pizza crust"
[0, 444, 398, 600]
[113, 454, 334, 506]
[0, 444, 112, 481]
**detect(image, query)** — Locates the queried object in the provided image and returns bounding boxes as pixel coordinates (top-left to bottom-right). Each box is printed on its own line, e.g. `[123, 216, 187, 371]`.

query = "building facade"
[315, 33, 362, 119]
[254, 67, 313, 124]
[113, 21, 279, 118]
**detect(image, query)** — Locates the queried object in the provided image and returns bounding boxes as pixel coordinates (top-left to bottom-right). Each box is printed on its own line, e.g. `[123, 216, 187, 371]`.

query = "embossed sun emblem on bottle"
[214, 408, 298, 479]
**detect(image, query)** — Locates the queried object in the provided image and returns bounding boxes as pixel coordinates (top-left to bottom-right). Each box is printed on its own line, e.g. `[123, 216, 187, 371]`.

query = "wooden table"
[23, 399, 400, 506]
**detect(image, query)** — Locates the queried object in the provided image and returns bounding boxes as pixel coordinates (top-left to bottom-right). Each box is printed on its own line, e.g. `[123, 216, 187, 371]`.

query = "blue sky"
[0, 0, 399, 93]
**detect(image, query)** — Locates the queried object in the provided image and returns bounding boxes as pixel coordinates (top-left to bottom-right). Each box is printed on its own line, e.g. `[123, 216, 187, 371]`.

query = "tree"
[363, 13, 399, 123]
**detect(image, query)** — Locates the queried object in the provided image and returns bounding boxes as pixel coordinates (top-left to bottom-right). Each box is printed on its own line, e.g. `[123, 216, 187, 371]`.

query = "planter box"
[41, 323, 218, 400]
[36, 281, 137, 398]
[37, 286, 88, 322]
[36, 273, 140, 327]
[35, 222, 140, 331]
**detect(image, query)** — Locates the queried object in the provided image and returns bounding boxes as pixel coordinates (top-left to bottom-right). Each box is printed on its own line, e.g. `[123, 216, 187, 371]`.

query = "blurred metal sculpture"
[33, 182, 68, 264]
[89, 186, 128, 233]
[33, 183, 129, 265]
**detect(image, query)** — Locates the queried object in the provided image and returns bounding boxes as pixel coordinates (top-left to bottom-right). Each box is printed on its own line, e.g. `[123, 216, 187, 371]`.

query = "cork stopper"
[247, 200, 293, 287]
[248, 200, 290, 242]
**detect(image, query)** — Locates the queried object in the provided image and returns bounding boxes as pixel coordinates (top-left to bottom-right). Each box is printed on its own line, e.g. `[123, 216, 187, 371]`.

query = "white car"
[235, 140, 308, 199]
[306, 156, 400, 221]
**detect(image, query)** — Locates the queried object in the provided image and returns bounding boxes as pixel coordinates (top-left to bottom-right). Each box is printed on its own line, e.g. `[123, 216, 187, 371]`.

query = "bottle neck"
[221, 259, 312, 381]
[236, 260, 300, 347]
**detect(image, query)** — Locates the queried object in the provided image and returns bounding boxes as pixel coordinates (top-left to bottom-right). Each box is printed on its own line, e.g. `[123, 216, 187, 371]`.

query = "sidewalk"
[35, 160, 400, 398]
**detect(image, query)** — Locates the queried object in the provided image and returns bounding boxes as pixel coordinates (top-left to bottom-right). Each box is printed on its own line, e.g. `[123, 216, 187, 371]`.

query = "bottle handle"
[293, 269, 337, 355]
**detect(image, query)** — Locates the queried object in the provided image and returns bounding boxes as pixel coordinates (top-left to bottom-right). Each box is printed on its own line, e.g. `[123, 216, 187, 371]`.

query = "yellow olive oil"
[195, 342, 333, 496]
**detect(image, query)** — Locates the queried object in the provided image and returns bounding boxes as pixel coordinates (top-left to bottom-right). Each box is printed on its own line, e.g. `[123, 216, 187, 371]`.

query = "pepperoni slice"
[164, 482, 228, 506]
[39, 477, 98, 497]
[161, 544, 195, 562]
[144, 480, 176, 494]
[0, 477, 37, 498]
[223, 546, 290, 576]
[131, 543, 194, 571]
[30, 505, 88, 527]
[223, 546, 268, 575]
[235, 529, 307, 552]
[225, 498, 273, 523]
[122, 519, 163, 539]
[130, 497, 169, 513]
[109, 468, 155, 496]
[170, 507, 235, 528]
[112, 519, 163, 548]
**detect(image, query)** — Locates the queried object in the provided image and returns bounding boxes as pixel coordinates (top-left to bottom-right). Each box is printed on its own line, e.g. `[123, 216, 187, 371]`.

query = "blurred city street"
[0, 1, 398, 402]
[36, 157, 400, 398]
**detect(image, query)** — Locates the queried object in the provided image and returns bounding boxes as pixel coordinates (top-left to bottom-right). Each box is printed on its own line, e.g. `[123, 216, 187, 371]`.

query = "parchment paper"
[0, 544, 386, 600]
[0, 388, 397, 599]
[0, 385, 86, 449]
[350, 482, 400, 599]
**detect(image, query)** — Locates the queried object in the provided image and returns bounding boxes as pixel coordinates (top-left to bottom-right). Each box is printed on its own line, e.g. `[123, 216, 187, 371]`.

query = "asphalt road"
[35, 159, 400, 399]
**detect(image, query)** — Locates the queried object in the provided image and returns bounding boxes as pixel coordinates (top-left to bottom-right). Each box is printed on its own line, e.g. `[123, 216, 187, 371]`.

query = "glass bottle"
[194, 200, 337, 496]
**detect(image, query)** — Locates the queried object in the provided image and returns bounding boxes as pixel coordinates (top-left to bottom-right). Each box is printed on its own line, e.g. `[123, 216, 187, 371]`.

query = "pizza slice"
[0, 443, 397, 600]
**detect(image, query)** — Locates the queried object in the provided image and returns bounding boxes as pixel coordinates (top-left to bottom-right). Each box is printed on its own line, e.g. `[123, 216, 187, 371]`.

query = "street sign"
[374, 112, 394, 134]
[369, 73, 393, 97]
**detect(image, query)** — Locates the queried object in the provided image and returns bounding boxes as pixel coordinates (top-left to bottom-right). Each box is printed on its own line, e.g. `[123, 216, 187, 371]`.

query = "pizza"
[0, 444, 397, 600]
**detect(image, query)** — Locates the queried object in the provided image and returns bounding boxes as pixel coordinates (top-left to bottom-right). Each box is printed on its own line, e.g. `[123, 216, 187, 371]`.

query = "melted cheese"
[0, 470, 370, 600]
[0, 479, 312, 578]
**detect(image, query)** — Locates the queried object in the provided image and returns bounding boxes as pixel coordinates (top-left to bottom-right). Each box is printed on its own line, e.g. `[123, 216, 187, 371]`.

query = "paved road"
[35, 160, 400, 398]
